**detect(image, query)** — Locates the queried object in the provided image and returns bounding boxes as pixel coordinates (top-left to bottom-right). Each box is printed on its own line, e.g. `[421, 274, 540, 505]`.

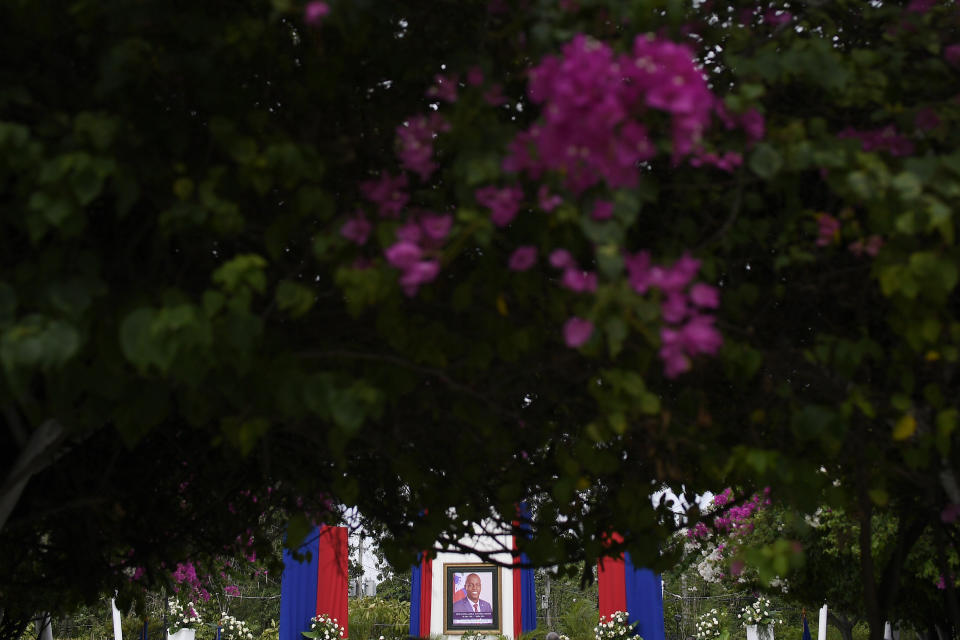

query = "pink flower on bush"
[816, 214, 840, 247]
[561, 268, 597, 293]
[427, 74, 458, 103]
[592, 200, 614, 220]
[340, 214, 371, 245]
[399, 260, 440, 296]
[689, 283, 720, 308]
[475, 185, 524, 226]
[563, 316, 594, 347]
[508, 246, 538, 271]
[538, 185, 563, 212]
[385, 241, 422, 269]
[396, 114, 450, 180]
[225, 585, 241, 597]
[946, 44, 960, 67]
[360, 173, 409, 217]
[304, 1, 330, 26]
[549, 248, 575, 270]
[420, 213, 453, 242]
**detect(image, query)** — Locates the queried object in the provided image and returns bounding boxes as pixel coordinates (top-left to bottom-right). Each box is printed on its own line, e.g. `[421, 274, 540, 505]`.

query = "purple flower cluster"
[625, 251, 721, 377]
[837, 125, 915, 157]
[383, 211, 453, 296]
[549, 248, 597, 293]
[426, 73, 458, 103]
[360, 172, 409, 217]
[505, 34, 736, 193]
[396, 113, 450, 180]
[815, 213, 840, 247]
[475, 185, 525, 226]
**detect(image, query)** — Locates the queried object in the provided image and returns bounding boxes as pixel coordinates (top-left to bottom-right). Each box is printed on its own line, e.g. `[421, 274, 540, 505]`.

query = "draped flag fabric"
[597, 539, 665, 640]
[512, 503, 537, 638]
[408, 555, 433, 637]
[802, 613, 812, 640]
[280, 526, 349, 640]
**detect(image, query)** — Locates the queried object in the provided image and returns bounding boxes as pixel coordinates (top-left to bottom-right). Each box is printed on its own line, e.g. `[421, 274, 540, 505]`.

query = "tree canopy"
[2, 1, 960, 638]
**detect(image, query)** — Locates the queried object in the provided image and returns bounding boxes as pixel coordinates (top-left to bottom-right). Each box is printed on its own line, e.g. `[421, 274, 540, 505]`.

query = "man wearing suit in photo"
[453, 574, 492, 615]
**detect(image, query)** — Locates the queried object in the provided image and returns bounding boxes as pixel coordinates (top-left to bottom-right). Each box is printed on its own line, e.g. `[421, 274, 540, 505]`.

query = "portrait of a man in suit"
[452, 573, 492, 613]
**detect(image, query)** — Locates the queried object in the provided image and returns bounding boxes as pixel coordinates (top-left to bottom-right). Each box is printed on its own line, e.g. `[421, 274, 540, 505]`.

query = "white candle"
[817, 605, 828, 640]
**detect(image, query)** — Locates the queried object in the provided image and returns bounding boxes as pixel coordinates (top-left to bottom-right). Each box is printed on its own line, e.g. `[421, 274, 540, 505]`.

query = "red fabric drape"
[315, 526, 349, 639]
[513, 536, 523, 639]
[597, 532, 626, 618]
[419, 556, 433, 637]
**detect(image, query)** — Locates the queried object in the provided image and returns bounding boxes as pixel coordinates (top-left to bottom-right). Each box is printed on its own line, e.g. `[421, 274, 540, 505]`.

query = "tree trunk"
[828, 611, 857, 640]
[857, 492, 884, 640]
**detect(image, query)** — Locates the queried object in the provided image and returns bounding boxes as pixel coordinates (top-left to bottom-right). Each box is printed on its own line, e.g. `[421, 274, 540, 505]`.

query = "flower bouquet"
[302, 614, 346, 640]
[739, 597, 781, 640]
[695, 608, 729, 640]
[221, 614, 254, 640]
[594, 610, 636, 640]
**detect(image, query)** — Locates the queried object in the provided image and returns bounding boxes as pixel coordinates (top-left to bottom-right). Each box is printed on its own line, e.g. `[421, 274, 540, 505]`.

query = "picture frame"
[443, 563, 502, 635]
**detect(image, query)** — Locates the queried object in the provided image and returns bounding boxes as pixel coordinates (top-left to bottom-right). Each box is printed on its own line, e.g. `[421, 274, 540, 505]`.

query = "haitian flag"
[409, 554, 433, 637]
[280, 526, 349, 640]
[597, 537, 665, 640]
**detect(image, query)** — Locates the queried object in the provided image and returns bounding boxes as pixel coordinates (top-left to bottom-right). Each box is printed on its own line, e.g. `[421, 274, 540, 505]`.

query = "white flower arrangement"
[695, 607, 729, 640]
[302, 614, 346, 640]
[739, 596, 781, 627]
[461, 632, 490, 640]
[594, 610, 635, 640]
[168, 600, 202, 631]
[220, 614, 254, 640]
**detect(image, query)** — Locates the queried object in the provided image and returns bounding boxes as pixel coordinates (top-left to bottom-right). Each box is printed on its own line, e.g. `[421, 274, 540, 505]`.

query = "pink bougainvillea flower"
[681, 314, 723, 355]
[399, 260, 440, 296]
[395, 221, 422, 244]
[384, 241, 422, 270]
[561, 268, 597, 293]
[661, 292, 688, 323]
[591, 200, 614, 220]
[549, 248, 575, 270]
[625, 250, 653, 293]
[475, 185, 524, 226]
[360, 173, 409, 217]
[763, 10, 792, 27]
[837, 125, 915, 157]
[426, 73, 458, 103]
[420, 213, 453, 241]
[508, 246, 538, 271]
[538, 185, 563, 212]
[340, 214, 371, 245]
[396, 113, 450, 180]
[689, 283, 720, 308]
[225, 585, 241, 597]
[563, 316, 594, 347]
[304, 1, 330, 26]
[467, 66, 484, 87]
[946, 44, 960, 67]
[816, 213, 840, 246]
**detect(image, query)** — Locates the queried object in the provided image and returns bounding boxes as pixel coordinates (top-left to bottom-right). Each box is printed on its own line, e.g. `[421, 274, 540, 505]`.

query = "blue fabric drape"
[517, 502, 537, 633]
[519, 554, 536, 632]
[280, 528, 320, 640]
[409, 562, 422, 637]
[624, 553, 665, 640]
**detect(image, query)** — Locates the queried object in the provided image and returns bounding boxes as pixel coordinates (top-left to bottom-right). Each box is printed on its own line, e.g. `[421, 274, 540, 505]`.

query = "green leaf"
[212, 254, 268, 294]
[749, 143, 783, 179]
[275, 280, 316, 318]
[1, 315, 81, 373]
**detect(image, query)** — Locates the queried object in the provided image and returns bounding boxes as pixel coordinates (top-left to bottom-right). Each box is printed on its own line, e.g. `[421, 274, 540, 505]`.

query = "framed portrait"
[443, 563, 501, 634]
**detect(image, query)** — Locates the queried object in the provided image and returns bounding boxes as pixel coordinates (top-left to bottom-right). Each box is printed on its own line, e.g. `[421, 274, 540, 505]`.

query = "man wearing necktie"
[453, 573, 493, 615]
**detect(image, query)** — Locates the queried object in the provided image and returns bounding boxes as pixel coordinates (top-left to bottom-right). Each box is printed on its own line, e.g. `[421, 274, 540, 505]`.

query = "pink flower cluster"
[838, 125, 915, 157]
[816, 214, 840, 247]
[384, 211, 453, 295]
[685, 487, 772, 539]
[397, 113, 450, 180]
[360, 173, 409, 217]
[504, 34, 744, 193]
[849, 235, 883, 257]
[626, 251, 721, 377]
[427, 73, 458, 103]
[475, 185, 525, 226]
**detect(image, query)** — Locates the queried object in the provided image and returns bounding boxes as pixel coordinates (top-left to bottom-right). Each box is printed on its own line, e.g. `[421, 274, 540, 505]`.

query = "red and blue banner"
[280, 526, 349, 640]
[512, 502, 537, 638]
[598, 542, 665, 640]
[408, 554, 433, 637]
